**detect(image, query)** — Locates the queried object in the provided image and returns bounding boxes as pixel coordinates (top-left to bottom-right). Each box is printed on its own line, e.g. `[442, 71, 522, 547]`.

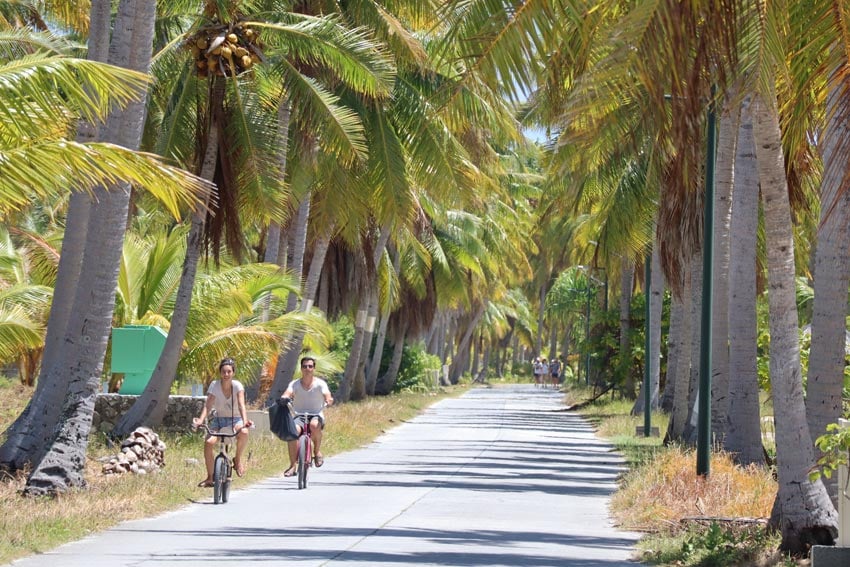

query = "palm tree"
[805, 70, 850, 506]
[118, 1, 395, 429]
[24, 0, 192, 495]
[723, 96, 763, 466]
[709, 100, 739, 442]
[752, 90, 837, 549]
[0, 6, 210, 477]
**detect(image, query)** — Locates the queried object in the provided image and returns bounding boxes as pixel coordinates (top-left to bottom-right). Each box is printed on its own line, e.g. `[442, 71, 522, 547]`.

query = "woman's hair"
[219, 357, 236, 371]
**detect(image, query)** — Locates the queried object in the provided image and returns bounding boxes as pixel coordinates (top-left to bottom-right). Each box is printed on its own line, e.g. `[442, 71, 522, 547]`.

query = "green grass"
[0, 385, 466, 564]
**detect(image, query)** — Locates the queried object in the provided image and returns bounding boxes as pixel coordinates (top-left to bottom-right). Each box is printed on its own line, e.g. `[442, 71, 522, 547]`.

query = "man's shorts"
[294, 414, 325, 430]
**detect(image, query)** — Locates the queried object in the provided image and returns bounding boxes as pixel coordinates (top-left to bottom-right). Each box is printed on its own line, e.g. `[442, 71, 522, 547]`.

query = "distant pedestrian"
[533, 357, 543, 387]
[549, 356, 562, 388]
[540, 358, 549, 388]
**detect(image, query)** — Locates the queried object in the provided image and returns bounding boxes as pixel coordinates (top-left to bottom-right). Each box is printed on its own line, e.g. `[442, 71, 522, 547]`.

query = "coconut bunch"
[188, 22, 262, 78]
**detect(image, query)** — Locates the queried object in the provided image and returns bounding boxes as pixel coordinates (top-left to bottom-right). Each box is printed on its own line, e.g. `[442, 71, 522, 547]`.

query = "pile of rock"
[101, 427, 166, 476]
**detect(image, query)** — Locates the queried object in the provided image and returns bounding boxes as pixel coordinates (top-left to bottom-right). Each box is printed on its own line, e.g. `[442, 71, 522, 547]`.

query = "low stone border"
[92, 395, 271, 437]
[93, 394, 205, 435]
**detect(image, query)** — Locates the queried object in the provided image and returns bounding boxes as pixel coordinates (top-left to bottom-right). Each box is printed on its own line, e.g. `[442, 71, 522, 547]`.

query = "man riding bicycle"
[281, 356, 334, 477]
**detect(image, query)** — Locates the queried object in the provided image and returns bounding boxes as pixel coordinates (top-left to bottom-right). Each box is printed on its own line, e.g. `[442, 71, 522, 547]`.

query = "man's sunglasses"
[301, 364, 314, 369]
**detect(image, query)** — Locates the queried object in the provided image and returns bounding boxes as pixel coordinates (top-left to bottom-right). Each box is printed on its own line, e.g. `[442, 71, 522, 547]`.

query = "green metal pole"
[697, 88, 717, 477]
[644, 252, 652, 437]
[584, 290, 591, 386]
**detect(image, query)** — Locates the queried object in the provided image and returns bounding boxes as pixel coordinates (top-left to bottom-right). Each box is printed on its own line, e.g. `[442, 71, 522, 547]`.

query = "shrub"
[394, 343, 441, 393]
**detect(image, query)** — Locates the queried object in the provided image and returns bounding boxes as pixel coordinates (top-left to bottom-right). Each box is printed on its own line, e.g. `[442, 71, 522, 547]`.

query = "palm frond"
[257, 14, 395, 98]
[0, 53, 150, 131]
[0, 141, 211, 217]
[0, 303, 42, 361]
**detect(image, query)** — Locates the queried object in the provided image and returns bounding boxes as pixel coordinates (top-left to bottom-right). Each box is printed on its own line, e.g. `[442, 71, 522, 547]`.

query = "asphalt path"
[7, 384, 641, 567]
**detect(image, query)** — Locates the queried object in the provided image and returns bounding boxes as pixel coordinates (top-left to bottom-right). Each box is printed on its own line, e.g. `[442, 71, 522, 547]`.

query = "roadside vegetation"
[0, 378, 463, 565]
[566, 384, 809, 566]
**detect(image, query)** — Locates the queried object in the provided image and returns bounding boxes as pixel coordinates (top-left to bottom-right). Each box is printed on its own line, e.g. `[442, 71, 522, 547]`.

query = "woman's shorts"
[210, 416, 243, 433]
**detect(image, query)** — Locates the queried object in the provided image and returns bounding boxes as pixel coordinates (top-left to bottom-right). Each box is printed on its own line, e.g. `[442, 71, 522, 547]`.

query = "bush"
[325, 316, 355, 391]
[394, 343, 442, 393]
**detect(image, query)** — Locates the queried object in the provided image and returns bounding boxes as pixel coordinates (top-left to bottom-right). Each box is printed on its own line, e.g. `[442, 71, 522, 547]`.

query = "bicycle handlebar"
[192, 423, 241, 438]
[278, 397, 326, 418]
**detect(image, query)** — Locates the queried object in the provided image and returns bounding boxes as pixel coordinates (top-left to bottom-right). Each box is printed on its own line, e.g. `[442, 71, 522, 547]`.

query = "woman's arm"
[237, 389, 252, 429]
[192, 392, 215, 426]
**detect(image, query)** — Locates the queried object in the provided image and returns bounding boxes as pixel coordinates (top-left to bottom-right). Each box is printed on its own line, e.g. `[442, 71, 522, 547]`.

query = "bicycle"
[281, 399, 325, 490]
[193, 420, 239, 504]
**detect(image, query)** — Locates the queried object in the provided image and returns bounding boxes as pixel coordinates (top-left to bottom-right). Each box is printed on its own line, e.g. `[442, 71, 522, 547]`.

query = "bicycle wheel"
[222, 462, 231, 503]
[297, 435, 309, 489]
[213, 455, 227, 504]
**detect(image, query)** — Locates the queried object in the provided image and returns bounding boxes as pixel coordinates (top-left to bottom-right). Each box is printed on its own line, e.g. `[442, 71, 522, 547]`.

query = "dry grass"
[0, 384, 463, 564]
[611, 446, 777, 532]
[562, 383, 791, 565]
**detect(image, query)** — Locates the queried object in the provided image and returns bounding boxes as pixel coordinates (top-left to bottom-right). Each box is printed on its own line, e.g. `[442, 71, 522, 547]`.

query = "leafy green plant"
[394, 343, 441, 392]
[810, 421, 850, 481]
[644, 522, 776, 566]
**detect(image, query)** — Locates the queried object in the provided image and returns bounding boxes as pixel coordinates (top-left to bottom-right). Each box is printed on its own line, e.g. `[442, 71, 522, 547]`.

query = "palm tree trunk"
[449, 303, 486, 383]
[246, 100, 291, 403]
[647, 248, 663, 409]
[350, 290, 378, 400]
[285, 192, 311, 311]
[470, 331, 481, 377]
[0, 0, 112, 471]
[375, 321, 408, 395]
[806, 77, 850, 507]
[633, 248, 663, 414]
[482, 342, 491, 381]
[25, 0, 156, 494]
[660, 288, 685, 412]
[535, 282, 546, 355]
[724, 97, 763, 466]
[338, 227, 390, 401]
[682, 252, 703, 446]
[338, 300, 369, 402]
[753, 93, 837, 552]
[265, 227, 333, 403]
[709, 99, 739, 442]
[366, 247, 400, 394]
[619, 258, 635, 396]
[548, 321, 558, 360]
[664, 260, 694, 443]
[111, 79, 223, 438]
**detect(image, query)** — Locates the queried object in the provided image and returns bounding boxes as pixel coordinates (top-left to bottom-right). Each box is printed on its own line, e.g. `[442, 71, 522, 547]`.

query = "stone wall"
[93, 394, 205, 435]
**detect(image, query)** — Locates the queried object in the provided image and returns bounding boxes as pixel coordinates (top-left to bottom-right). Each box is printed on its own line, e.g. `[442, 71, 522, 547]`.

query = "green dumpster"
[111, 325, 167, 395]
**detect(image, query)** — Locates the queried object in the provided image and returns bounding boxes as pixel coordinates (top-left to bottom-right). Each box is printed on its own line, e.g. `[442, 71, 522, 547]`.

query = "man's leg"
[310, 417, 324, 465]
[284, 423, 303, 475]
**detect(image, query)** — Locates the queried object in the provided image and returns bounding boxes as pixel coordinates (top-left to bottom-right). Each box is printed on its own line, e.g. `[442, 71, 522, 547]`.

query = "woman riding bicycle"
[281, 356, 333, 477]
[192, 357, 253, 487]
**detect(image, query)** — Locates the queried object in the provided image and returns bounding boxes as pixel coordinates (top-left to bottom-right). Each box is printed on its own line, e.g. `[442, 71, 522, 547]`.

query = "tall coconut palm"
[709, 100, 739, 441]
[0, 9, 211, 475]
[24, 1, 170, 495]
[805, 67, 850, 506]
[724, 96, 763, 466]
[269, 19, 513, 402]
[117, 1, 395, 430]
[752, 90, 837, 550]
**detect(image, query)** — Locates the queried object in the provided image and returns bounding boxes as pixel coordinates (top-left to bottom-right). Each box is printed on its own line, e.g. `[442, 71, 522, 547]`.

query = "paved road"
[7, 385, 641, 567]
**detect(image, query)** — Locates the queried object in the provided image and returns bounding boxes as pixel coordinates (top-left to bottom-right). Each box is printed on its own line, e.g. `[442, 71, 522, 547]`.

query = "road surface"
[7, 384, 641, 567]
